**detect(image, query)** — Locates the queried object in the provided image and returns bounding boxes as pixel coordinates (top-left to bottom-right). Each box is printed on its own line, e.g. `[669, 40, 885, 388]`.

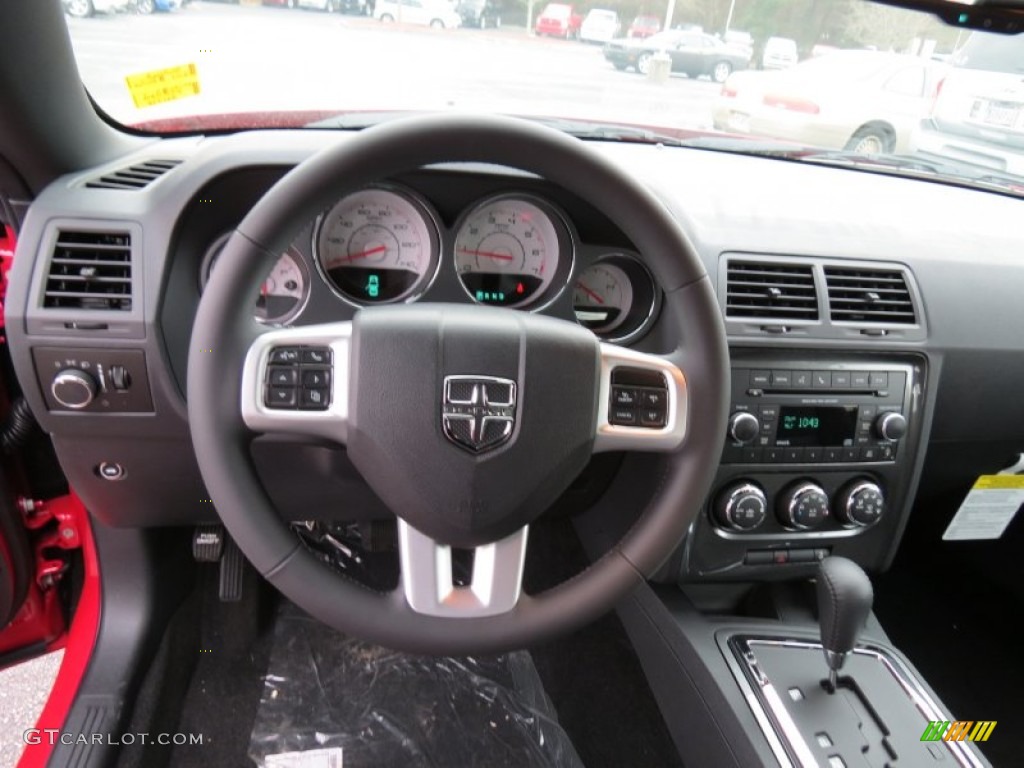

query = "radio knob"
[777, 481, 830, 530]
[874, 412, 907, 441]
[714, 483, 768, 531]
[836, 481, 885, 527]
[728, 411, 761, 444]
[51, 368, 98, 410]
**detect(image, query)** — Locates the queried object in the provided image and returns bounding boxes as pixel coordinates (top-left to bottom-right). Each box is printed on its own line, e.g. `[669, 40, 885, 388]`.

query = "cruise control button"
[267, 387, 297, 408]
[610, 407, 637, 426]
[300, 388, 329, 409]
[612, 387, 639, 407]
[640, 408, 666, 428]
[301, 348, 331, 364]
[639, 389, 666, 410]
[302, 369, 331, 388]
[269, 348, 301, 364]
[268, 366, 297, 387]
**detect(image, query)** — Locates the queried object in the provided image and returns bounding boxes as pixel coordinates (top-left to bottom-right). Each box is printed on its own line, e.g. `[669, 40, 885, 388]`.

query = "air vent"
[85, 159, 181, 190]
[44, 231, 132, 311]
[725, 261, 819, 320]
[825, 267, 916, 325]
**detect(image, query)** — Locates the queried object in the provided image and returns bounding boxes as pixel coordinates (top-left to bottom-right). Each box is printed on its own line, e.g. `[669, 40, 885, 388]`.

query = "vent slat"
[84, 159, 181, 191]
[43, 230, 133, 312]
[725, 260, 819, 321]
[825, 267, 916, 325]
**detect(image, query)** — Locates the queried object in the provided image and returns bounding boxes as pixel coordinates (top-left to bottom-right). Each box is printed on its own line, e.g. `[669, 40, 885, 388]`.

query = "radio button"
[861, 446, 880, 462]
[729, 411, 761, 444]
[869, 372, 889, 389]
[771, 370, 792, 387]
[824, 447, 842, 463]
[750, 370, 771, 387]
[842, 447, 859, 462]
[759, 405, 779, 421]
[875, 412, 908, 441]
[792, 371, 812, 388]
[765, 447, 784, 463]
[879, 444, 896, 461]
[812, 371, 832, 388]
[783, 447, 803, 463]
[832, 372, 851, 388]
[858, 404, 877, 420]
[851, 371, 870, 388]
[805, 448, 823, 462]
[742, 447, 763, 463]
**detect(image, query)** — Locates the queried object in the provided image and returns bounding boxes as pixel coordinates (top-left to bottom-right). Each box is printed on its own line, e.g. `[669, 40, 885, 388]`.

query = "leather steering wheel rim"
[188, 113, 728, 654]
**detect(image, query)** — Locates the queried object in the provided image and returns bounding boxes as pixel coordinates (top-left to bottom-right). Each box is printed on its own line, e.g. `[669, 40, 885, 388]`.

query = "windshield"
[62, 0, 1024, 194]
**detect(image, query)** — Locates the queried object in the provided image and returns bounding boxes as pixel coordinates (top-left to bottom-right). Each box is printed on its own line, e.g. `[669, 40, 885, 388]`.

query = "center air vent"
[824, 267, 916, 325]
[85, 159, 181, 190]
[44, 231, 132, 311]
[725, 261, 818, 320]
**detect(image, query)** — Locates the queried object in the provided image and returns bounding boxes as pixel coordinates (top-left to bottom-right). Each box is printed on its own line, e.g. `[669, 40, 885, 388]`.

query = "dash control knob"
[874, 412, 907, 441]
[714, 482, 768, 531]
[51, 369, 98, 409]
[836, 481, 885, 527]
[728, 411, 760, 444]
[777, 481, 830, 530]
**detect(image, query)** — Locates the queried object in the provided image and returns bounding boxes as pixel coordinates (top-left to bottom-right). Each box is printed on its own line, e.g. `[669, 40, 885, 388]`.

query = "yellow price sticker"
[125, 63, 201, 109]
[973, 474, 1024, 490]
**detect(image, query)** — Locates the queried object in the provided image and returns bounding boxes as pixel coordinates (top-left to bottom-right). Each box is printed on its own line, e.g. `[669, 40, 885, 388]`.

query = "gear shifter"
[816, 556, 873, 690]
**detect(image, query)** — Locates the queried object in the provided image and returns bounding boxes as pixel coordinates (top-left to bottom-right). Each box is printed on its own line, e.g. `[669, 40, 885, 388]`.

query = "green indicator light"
[499, 292, 505, 301]
[959, 12, 969, 22]
[366, 274, 380, 298]
[476, 290, 484, 300]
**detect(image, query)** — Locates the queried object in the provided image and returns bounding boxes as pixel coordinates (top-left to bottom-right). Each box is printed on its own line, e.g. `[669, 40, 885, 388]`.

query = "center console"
[679, 351, 927, 580]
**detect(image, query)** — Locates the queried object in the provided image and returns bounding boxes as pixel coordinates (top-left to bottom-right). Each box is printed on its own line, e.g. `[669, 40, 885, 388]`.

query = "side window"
[885, 67, 925, 97]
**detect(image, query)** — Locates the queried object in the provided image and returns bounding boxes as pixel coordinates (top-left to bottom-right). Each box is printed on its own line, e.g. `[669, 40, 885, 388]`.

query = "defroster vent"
[725, 261, 819, 321]
[44, 230, 133, 311]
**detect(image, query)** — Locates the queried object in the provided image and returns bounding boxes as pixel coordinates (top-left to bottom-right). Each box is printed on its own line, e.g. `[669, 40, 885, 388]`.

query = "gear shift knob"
[816, 556, 873, 689]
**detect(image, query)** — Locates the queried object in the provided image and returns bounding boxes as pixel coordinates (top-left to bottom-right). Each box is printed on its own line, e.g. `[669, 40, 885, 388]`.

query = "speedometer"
[454, 197, 563, 308]
[315, 187, 439, 305]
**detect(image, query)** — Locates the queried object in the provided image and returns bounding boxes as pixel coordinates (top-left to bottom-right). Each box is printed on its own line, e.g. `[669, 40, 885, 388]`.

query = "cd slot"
[757, 388, 879, 396]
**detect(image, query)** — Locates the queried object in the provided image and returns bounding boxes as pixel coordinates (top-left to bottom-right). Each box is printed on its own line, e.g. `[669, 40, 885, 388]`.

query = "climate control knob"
[728, 411, 760, 444]
[51, 369, 98, 410]
[777, 481, 830, 530]
[714, 483, 768, 531]
[874, 412, 907, 441]
[835, 480, 885, 527]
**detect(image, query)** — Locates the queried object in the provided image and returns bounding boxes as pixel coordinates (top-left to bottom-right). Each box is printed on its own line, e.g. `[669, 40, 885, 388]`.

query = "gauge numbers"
[454, 198, 561, 308]
[316, 187, 438, 304]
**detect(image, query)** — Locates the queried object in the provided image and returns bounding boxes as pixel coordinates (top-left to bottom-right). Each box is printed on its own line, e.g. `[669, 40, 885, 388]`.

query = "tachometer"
[200, 234, 309, 325]
[315, 187, 439, 305]
[454, 197, 562, 308]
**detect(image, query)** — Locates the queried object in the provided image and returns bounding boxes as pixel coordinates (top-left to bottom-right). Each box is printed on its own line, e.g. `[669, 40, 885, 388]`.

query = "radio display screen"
[777, 406, 858, 446]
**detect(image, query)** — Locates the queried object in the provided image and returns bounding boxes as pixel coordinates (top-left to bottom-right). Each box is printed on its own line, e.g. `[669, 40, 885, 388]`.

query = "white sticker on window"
[942, 474, 1024, 541]
[265, 747, 343, 768]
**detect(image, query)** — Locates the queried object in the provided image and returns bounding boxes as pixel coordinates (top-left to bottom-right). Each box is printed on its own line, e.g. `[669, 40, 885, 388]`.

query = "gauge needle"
[459, 247, 515, 262]
[576, 282, 605, 305]
[345, 245, 387, 261]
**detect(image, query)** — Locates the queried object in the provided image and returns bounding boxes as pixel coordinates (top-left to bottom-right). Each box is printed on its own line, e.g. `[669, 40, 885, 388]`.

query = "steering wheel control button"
[302, 369, 330, 388]
[269, 347, 301, 364]
[97, 462, 126, 481]
[301, 348, 330, 365]
[640, 408, 666, 427]
[267, 387, 297, 408]
[612, 386, 638, 407]
[609, 406, 637, 426]
[268, 367, 298, 386]
[715, 482, 768, 531]
[778, 481, 830, 530]
[300, 388, 329, 409]
[836, 480, 885, 527]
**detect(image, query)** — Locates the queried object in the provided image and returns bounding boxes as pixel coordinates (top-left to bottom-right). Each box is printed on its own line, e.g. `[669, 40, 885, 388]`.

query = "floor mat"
[248, 605, 583, 768]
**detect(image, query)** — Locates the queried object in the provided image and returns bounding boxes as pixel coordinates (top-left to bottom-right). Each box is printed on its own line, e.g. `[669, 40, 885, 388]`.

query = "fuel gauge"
[574, 263, 633, 334]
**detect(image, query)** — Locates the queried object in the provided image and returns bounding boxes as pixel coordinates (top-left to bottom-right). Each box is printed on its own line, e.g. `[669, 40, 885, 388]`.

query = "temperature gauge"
[574, 262, 634, 334]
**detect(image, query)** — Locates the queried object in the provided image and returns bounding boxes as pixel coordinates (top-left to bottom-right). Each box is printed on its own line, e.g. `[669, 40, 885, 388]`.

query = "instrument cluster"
[199, 184, 660, 343]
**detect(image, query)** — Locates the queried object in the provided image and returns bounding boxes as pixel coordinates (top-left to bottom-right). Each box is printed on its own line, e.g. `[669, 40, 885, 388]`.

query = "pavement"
[0, 651, 63, 768]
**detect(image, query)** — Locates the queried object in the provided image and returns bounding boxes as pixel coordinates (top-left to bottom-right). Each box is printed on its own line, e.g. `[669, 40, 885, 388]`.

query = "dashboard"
[6, 128, 1024, 584]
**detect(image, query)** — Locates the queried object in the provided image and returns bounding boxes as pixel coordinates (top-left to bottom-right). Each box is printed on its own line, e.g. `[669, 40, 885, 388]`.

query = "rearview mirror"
[873, 0, 1024, 34]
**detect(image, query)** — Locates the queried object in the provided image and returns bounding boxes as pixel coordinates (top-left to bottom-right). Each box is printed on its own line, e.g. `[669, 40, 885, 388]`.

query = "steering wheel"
[188, 114, 728, 654]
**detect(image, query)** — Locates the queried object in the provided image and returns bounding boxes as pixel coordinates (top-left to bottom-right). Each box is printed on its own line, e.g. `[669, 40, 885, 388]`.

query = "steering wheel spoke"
[593, 343, 688, 453]
[240, 322, 352, 442]
[397, 519, 529, 618]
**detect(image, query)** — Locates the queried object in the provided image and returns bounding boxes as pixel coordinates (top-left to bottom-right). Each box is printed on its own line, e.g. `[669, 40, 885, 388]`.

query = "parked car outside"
[603, 29, 751, 82]
[713, 50, 944, 153]
[534, 3, 582, 39]
[457, 0, 500, 28]
[580, 9, 620, 44]
[375, 0, 461, 27]
[722, 29, 754, 59]
[763, 36, 798, 69]
[135, 0, 183, 11]
[911, 31, 1024, 176]
[63, 0, 134, 16]
[627, 15, 660, 38]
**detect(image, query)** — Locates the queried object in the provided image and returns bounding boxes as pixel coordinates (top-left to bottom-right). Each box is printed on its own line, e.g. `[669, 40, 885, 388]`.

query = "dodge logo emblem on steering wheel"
[442, 375, 517, 453]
